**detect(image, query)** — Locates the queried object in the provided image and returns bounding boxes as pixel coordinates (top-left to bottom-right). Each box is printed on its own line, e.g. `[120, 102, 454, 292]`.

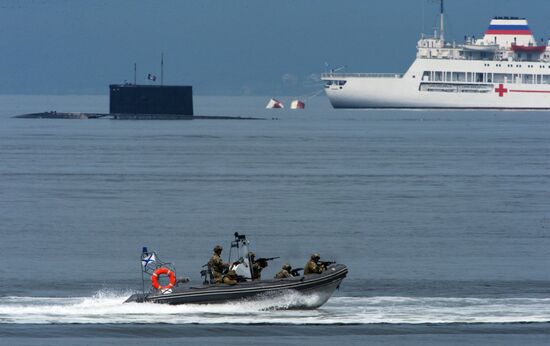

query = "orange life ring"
[151, 267, 176, 290]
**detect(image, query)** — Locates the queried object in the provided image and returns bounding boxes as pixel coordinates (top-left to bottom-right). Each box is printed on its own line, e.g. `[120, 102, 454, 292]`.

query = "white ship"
[322, 1, 550, 109]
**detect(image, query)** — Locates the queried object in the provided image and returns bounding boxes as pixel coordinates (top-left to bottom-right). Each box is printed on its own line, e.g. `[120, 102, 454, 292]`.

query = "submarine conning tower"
[109, 84, 193, 116]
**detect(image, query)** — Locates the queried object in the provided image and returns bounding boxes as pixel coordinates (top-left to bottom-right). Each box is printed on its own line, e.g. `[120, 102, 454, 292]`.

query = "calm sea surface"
[0, 95, 549, 345]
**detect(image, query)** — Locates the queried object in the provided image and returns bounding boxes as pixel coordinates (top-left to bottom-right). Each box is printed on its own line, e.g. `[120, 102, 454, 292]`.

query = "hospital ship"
[322, 1, 550, 109]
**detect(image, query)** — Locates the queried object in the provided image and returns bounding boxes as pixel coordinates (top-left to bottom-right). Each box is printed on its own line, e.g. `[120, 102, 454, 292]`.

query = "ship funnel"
[482, 17, 536, 48]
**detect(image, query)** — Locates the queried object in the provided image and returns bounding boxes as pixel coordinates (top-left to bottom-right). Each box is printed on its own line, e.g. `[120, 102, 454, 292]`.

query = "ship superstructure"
[322, 1, 550, 109]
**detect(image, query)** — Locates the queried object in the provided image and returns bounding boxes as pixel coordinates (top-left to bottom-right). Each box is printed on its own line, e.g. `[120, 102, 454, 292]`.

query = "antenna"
[134, 63, 137, 85]
[161, 52, 164, 86]
[440, 0, 445, 44]
[330, 65, 347, 73]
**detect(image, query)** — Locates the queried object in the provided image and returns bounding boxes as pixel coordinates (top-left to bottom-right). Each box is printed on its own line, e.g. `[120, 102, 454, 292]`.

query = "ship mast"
[439, 0, 445, 44]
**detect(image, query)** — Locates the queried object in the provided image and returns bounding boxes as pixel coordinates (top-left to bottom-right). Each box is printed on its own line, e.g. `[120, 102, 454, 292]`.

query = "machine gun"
[200, 264, 214, 285]
[290, 268, 303, 277]
[319, 260, 336, 268]
[255, 256, 280, 267]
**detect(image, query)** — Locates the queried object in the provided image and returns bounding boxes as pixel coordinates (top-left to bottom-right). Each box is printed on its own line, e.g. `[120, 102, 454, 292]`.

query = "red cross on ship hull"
[495, 84, 508, 97]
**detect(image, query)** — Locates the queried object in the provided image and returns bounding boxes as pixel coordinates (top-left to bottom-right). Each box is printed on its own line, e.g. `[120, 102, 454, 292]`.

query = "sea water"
[0, 95, 549, 345]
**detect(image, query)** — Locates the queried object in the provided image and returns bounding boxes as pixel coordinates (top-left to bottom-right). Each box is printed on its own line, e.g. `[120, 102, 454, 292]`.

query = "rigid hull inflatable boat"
[125, 233, 348, 309]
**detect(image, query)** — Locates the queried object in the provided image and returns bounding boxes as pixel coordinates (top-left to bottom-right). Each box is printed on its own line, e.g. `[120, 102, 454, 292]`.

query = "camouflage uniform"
[222, 270, 238, 285]
[275, 264, 292, 279]
[208, 245, 227, 284]
[249, 252, 266, 281]
[304, 253, 324, 275]
[251, 262, 263, 280]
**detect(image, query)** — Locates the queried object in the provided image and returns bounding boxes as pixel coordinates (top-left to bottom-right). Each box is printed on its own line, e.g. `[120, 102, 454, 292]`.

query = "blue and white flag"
[147, 73, 157, 81]
[141, 252, 156, 268]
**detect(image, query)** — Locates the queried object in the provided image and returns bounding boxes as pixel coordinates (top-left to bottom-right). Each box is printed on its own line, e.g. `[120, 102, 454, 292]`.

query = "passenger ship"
[322, 1, 550, 109]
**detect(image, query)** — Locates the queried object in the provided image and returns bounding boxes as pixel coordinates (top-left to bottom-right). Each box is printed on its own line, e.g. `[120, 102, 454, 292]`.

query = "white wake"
[1, 291, 549, 325]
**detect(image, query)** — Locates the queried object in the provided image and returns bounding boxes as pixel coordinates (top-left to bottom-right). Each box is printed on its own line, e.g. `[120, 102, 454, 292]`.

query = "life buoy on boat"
[151, 267, 176, 290]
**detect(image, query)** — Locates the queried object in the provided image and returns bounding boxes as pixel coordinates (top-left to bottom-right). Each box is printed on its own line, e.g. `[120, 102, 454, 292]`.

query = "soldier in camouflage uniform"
[208, 245, 228, 284]
[222, 269, 238, 285]
[304, 253, 324, 275]
[249, 252, 267, 281]
[274, 263, 292, 279]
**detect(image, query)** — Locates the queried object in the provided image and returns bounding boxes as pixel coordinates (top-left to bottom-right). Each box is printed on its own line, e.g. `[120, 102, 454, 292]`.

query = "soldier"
[274, 263, 292, 279]
[207, 245, 229, 284]
[249, 252, 267, 281]
[222, 269, 238, 285]
[304, 253, 324, 275]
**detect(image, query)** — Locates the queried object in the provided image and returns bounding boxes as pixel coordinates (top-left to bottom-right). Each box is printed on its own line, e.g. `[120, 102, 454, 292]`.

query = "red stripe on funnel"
[485, 30, 532, 35]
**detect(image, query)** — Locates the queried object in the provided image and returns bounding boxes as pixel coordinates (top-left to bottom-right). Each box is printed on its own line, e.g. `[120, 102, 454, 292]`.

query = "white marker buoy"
[266, 98, 284, 109]
[290, 100, 305, 109]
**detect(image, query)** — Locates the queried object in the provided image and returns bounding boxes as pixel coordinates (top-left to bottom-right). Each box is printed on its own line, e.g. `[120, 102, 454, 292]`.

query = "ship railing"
[321, 73, 403, 79]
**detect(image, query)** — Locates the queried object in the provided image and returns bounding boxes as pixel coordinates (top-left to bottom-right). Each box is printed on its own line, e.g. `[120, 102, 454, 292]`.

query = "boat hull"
[325, 77, 550, 110]
[125, 264, 348, 309]
[323, 59, 550, 110]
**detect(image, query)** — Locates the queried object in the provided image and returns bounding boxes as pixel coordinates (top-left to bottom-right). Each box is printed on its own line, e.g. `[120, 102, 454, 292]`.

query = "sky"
[2, 0, 550, 95]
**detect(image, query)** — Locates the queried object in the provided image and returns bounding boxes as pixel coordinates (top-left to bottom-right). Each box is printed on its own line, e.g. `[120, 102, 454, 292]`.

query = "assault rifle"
[255, 256, 280, 267]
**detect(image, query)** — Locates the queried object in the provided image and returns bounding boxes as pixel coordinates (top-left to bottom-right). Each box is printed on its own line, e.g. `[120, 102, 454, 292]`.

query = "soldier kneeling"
[222, 269, 238, 285]
[274, 263, 293, 279]
[304, 253, 324, 275]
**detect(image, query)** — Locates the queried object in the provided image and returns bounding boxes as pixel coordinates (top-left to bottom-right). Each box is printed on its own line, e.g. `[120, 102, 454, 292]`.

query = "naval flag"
[141, 252, 156, 268]
[147, 73, 157, 81]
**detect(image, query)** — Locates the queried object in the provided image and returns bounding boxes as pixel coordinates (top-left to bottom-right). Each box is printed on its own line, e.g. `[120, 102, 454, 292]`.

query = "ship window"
[434, 71, 443, 81]
[487, 73, 493, 83]
[452, 72, 465, 82]
[524, 75, 534, 84]
[543, 75, 550, 84]
[494, 73, 513, 83]
[422, 71, 430, 81]
[446, 72, 451, 81]
[475, 73, 484, 83]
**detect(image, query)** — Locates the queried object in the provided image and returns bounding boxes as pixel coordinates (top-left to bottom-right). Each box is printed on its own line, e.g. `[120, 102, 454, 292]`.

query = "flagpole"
[141, 247, 148, 294]
[134, 63, 137, 85]
[161, 52, 164, 86]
